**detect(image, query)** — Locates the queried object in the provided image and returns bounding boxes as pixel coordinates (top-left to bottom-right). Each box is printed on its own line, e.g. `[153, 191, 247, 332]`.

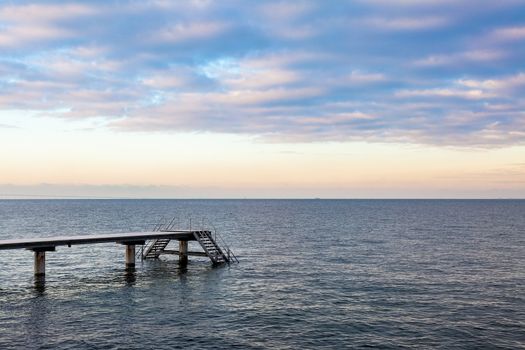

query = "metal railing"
[139, 216, 239, 263]
[199, 218, 239, 264]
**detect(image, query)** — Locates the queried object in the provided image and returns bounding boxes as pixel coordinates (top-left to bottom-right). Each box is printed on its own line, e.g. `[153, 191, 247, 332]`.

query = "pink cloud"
[0, 24, 72, 47]
[488, 26, 525, 41]
[0, 4, 96, 23]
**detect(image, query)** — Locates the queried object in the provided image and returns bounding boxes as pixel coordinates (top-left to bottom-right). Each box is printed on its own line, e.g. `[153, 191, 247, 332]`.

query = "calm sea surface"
[0, 199, 524, 349]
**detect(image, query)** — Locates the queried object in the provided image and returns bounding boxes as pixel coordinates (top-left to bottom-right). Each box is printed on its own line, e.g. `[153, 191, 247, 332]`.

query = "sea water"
[0, 199, 524, 349]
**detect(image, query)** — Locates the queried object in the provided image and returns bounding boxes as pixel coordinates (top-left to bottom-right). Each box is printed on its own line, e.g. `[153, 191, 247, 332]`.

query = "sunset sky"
[1, 0, 524, 198]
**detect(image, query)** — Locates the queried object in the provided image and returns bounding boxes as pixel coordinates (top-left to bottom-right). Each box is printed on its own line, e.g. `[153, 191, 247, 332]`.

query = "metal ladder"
[138, 217, 177, 260]
[139, 217, 239, 264]
[142, 238, 171, 259]
[194, 230, 239, 265]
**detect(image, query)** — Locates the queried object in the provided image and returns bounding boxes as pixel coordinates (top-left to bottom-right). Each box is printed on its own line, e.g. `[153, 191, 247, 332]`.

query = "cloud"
[363, 16, 450, 30]
[153, 22, 230, 43]
[487, 25, 525, 42]
[0, 4, 95, 23]
[258, 2, 314, 21]
[297, 112, 375, 125]
[0, 4, 96, 48]
[345, 71, 387, 84]
[415, 50, 507, 67]
[255, 2, 319, 40]
[395, 88, 493, 100]
[0, 24, 74, 47]
[0, 0, 525, 146]
[458, 73, 525, 92]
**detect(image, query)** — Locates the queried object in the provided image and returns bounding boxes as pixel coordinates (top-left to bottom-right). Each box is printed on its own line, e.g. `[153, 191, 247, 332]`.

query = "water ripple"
[0, 199, 524, 349]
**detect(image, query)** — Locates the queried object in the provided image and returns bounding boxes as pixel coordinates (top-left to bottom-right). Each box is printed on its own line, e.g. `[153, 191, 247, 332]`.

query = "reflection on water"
[0, 199, 524, 349]
[32, 276, 46, 296]
[124, 270, 136, 286]
[26, 294, 50, 349]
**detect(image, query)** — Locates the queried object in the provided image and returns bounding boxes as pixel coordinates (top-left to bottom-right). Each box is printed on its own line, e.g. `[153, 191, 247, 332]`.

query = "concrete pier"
[0, 231, 196, 278]
[0, 229, 237, 280]
[125, 244, 136, 269]
[34, 251, 45, 276]
[32, 247, 55, 276]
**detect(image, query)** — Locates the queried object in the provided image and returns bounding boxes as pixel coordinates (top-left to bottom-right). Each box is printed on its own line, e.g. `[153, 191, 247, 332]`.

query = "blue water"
[0, 199, 524, 349]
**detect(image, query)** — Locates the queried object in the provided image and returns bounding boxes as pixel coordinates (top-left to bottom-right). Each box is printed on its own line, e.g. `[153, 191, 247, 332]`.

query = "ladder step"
[192, 230, 235, 265]
[141, 237, 173, 259]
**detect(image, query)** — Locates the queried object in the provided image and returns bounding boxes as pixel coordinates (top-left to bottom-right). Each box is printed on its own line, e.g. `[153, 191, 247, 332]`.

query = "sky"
[0, 0, 524, 198]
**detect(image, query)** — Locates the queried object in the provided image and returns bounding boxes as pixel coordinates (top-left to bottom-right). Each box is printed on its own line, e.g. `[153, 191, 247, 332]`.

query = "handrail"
[203, 219, 239, 263]
[165, 217, 177, 231]
[215, 230, 238, 263]
[140, 216, 238, 263]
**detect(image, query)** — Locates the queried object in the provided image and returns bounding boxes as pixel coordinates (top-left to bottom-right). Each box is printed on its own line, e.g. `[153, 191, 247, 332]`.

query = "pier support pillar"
[31, 247, 55, 276]
[120, 240, 143, 270]
[34, 251, 46, 276]
[125, 244, 136, 269]
[179, 240, 188, 266]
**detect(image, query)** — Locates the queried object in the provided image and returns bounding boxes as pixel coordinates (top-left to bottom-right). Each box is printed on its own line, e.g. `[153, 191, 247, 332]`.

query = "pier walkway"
[0, 229, 238, 277]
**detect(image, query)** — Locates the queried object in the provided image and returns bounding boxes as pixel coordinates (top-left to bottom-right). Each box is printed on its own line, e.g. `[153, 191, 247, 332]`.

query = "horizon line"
[1, 197, 523, 200]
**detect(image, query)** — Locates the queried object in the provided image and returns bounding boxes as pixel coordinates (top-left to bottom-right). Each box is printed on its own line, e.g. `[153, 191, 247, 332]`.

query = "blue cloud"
[0, 0, 524, 146]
